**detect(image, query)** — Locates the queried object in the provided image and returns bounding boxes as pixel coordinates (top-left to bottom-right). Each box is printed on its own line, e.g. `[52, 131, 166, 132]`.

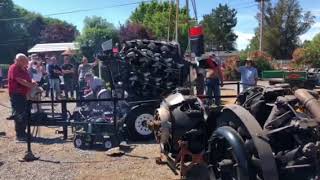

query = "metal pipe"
[294, 89, 320, 122]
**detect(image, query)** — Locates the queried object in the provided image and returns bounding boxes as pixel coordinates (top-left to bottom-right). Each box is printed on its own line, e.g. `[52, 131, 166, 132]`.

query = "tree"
[77, 16, 119, 58]
[292, 48, 306, 64]
[305, 33, 320, 67]
[0, 0, 78, 64]
[119, 22, 154, 42]
[130, 1, 190, 50]
[40, 24, 78, 43]
[202, 4, 238, 51]
[248, 0, 315, 59]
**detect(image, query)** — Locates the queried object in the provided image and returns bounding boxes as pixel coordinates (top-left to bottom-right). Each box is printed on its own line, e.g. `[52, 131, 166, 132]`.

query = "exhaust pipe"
[294, 89, 320, 122]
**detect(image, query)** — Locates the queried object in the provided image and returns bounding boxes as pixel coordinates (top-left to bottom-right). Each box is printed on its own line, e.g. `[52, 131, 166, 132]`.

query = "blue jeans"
[206, 78, 221, 106]
[49, 78, 60, 98]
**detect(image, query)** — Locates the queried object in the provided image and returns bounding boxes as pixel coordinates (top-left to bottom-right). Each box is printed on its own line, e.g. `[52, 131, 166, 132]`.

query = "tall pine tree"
[202, 4, 238, 51]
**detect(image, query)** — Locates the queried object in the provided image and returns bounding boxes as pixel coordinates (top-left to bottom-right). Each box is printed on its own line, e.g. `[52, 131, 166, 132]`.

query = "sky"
[12, 0, 320, 50]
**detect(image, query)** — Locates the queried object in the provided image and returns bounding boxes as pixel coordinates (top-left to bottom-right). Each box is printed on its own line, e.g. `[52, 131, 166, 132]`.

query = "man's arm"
[16, 77, 36, 88]
[78, 65, 81, 75]
[62, 65, 73, 74]
[91, 58, 99, 67]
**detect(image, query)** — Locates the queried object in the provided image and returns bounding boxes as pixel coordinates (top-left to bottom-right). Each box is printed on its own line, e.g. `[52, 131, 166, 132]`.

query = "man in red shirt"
[8, 53, 37, 141]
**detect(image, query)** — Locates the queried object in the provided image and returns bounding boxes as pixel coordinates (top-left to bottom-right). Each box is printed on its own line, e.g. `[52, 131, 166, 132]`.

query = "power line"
[0, 0, 152, 22]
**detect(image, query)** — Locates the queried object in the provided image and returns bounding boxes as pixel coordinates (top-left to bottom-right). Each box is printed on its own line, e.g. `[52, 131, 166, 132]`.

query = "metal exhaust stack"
[294, 89, 320, 122]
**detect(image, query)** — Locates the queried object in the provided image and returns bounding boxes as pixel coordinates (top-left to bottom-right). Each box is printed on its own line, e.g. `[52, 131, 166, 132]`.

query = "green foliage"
[305, 33, 320, 67]
[248, 0, 315, 59]
[0, 64, 9, 78]
[0, 0, 78, 64]
[77, 16, 119, 58]
[130, 1, 190, 50]
[202, 4, 238, 51]
[253, 57, 274, 76]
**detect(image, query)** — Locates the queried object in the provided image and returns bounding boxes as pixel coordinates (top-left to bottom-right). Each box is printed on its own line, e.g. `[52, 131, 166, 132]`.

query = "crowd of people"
[3, 49, 258, 142]
[195, 54, 258, 106]
[6, 51, 104, 141]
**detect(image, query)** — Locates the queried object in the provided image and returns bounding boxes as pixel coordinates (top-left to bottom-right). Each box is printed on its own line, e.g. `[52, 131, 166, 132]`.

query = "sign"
[101, 39, 113, 51]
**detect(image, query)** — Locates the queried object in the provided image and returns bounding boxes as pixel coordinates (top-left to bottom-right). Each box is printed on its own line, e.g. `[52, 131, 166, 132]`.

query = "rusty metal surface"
[295, 89, 320, 122]
[219, 104, 279, 180]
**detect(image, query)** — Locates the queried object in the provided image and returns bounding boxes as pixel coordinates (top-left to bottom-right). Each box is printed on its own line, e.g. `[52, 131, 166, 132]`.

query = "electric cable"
[0, 0, 152, 22]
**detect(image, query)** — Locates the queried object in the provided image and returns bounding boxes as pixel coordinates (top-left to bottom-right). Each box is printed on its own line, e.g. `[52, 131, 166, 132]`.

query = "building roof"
[28, 42, 79, 53]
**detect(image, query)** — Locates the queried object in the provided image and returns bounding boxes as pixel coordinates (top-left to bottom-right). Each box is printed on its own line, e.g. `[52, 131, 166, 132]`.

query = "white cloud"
[313, 22, 320, 29]
[235, 31, 255, 50]
[300, 21, 320, 41]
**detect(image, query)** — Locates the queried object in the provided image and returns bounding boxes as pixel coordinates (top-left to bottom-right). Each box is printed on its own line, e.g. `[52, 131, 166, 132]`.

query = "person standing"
[8, 53, 37, 141]
[48, 56, 62, 100]
[205, 54, 224, 106]
[236, 59, 258, 91]
[29, 55, 45, 86]
[44, 57, 52, 97]
[61, 55, 75, 99]
[78, 56, 99, 91]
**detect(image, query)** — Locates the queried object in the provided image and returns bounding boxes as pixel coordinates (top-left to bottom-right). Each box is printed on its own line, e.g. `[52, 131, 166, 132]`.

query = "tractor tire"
[126, 105, 155, 141]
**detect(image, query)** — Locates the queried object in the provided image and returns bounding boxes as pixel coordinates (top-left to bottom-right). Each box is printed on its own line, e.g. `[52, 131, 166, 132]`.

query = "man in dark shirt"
[48, 56, 62, 100]
[61, 55, 75, 99]
[8, 53, 37, 141]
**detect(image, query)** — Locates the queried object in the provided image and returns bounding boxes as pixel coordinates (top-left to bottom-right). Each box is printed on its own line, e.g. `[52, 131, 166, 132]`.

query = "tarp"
[28, 42, 79, 53]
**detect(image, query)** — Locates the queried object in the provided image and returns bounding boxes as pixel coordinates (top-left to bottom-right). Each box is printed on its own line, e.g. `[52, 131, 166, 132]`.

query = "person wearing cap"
[61, 55, 75, 99]
[205, 54, 224, 106]
[84, 73, 104, 96]
[236, 59, 258, 91]
[78, 56, 99, 92]
[8, 53, 37, 141]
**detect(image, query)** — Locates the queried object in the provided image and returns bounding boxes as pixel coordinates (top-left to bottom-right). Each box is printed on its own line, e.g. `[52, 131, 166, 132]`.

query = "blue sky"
[12, 0, 320, 50]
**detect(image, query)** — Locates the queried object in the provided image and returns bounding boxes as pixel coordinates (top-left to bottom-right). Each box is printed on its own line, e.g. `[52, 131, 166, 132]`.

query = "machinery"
[149, 86, 320, 180]
[96, 39, 189, 141]
[72, 86, 128, 150]
[262, 70, 317, 89]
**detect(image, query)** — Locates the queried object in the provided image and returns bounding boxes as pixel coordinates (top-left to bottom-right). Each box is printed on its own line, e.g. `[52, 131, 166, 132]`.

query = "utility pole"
[186, 0, 190, 51]
[175, 0, 179, 42]
[256, 0, 265, 52]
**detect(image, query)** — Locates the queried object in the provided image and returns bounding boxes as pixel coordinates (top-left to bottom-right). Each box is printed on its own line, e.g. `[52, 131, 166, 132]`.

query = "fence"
[23, 82, 245, 161]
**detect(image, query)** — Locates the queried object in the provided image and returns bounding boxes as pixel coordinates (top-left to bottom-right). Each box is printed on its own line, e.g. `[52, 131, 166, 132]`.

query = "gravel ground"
[0, 89, 177, 180]
[0, 81, 247, 180]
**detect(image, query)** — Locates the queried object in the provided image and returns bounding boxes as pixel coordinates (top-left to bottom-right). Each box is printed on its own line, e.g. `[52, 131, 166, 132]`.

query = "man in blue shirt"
[236, 60, 258, 91]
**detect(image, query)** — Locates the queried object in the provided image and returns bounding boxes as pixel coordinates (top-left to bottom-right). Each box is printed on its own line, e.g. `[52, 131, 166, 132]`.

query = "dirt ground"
[0, 85, 239, 180]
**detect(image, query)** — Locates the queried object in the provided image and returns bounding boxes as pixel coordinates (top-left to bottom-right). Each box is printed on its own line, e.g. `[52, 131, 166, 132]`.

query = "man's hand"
[220, 82, 224, 87]
[31, 82, 38, 87]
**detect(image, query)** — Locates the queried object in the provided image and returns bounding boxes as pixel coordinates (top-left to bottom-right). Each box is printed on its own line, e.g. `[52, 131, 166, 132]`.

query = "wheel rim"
[75, 138, 82, 147]
[209, 127, 249, 180]
[217, 105, 279, 180]
[104, 140, 112, 149]
[135, 113, 153, 136]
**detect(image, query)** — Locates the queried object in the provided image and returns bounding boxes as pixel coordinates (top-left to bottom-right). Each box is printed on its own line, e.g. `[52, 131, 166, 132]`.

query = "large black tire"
[126, 105, 155, 141]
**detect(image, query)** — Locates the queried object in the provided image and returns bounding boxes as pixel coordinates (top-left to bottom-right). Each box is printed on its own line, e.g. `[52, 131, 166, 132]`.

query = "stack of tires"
[120, 39, 189, 141]
[121, 39, 187, 99]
